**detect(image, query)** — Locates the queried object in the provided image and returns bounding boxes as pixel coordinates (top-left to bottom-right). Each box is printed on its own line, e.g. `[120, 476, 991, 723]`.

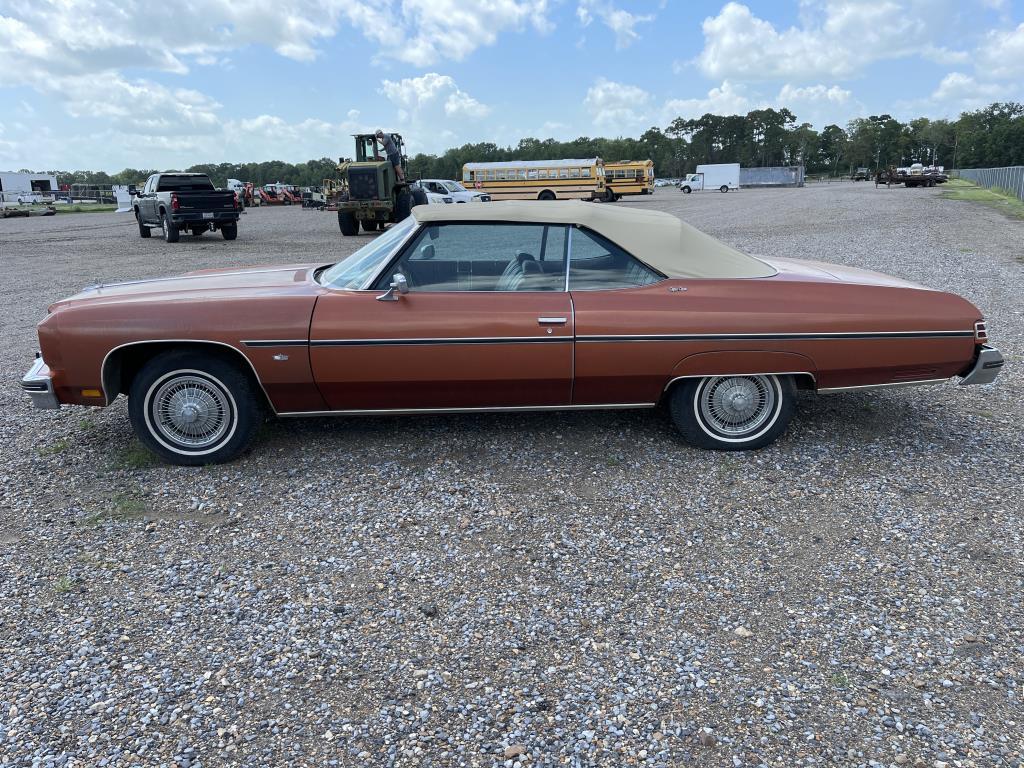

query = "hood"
[49, 263, 323, 311]
[762, 256, 931, 290]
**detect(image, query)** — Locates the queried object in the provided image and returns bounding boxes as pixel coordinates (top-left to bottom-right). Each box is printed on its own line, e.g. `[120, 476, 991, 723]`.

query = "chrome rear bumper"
[21, 355, 60, 409]
[959, 345, 1004, 386]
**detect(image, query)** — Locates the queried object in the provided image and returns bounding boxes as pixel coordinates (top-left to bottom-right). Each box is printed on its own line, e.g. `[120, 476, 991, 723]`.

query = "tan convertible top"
[412, 200, 776, 279]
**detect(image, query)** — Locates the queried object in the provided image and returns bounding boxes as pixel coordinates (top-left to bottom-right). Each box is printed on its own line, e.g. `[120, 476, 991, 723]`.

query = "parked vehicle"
[852, 167, 871, 181]
[227, 179, 257, 207]
[604, 160, 655, 201]
[418, 179, 490, 203]
[328, 132, 425, 235]
[22, 201, 1002, 465]
[132, 173, 239, 243]
[680, 163, 740, 193]
[462, 159, 606, 201]
[410, 181, 452, 205]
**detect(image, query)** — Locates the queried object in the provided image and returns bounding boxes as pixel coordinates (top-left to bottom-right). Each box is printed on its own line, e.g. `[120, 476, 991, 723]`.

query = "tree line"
[36, 102, 1024, 187]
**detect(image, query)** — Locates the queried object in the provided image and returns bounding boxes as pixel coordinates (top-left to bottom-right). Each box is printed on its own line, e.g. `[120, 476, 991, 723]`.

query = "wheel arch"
[660, 351, 817, 404]
[101, 340, 274, 413]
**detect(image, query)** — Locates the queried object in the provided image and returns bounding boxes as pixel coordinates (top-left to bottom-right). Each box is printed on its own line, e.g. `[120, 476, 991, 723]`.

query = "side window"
[569, 228, 662, 291]
[376, 224, 568, 292]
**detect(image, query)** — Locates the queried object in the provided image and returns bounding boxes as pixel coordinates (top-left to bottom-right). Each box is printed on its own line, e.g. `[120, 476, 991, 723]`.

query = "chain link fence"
[956, 166, 1024, 202]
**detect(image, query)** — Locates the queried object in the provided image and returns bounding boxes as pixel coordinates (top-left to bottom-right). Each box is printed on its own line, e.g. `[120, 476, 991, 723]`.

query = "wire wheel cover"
[698, 376, 776, 437]
[150, 375, 232, 449]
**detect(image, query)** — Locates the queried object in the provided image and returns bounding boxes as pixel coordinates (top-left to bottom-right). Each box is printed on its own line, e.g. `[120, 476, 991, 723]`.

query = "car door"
[310, 222, 573, 411]
[141, 176, 157, 222]
[567, 226, 672, 405]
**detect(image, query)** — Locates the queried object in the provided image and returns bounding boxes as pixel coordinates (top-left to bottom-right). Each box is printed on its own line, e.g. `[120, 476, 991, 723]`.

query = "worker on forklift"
[375, 130, 405, 182]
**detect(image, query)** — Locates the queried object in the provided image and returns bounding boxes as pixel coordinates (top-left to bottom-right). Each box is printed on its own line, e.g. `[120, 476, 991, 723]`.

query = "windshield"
[443, 181, 467, 193]
[318, 216, 416, 289]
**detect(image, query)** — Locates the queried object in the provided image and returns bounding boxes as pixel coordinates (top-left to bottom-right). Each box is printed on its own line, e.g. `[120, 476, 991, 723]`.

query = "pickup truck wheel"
[669, 374, 795, 451]
[136, 210, 151, 238]
[161, 212, 180, 243]
[681, 186, 691, 194]
[221, 223, 238, 240]
[338, 211, 358, 236]
[128, 351, 263, 466]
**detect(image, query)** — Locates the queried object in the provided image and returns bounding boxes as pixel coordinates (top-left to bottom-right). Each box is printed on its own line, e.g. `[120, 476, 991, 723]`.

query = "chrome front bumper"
[21, 355, 60, 409]
[960, 345, 1004, 386]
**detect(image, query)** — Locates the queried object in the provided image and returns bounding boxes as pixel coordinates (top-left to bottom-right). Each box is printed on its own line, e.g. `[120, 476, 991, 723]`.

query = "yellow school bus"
[462, 158, 606, 201]
[604, 160, 655, 201]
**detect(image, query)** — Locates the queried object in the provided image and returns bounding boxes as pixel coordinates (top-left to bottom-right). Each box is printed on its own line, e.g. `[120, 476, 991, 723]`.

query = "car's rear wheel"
[221, 223, 238, 240]
[669, 374, 795, 451]
[161, 212, 179, 243]
[128, 351, 263, 465]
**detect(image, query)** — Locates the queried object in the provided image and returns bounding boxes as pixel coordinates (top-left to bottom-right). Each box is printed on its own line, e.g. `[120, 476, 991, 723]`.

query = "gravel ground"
[1, 185, 1021, 768]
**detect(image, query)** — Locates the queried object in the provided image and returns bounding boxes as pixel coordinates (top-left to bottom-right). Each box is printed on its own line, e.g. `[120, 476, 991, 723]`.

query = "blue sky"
[1, 0, 1022, 171]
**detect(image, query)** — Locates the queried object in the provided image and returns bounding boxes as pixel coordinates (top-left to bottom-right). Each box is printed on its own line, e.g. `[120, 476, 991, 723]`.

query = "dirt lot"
[1, 186, 1021, 767]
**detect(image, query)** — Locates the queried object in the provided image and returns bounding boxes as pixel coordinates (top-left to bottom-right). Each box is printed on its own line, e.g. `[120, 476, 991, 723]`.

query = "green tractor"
[331, 132, 424, 235]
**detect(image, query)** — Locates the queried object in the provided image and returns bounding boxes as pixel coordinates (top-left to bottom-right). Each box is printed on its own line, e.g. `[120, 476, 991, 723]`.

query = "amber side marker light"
[82, 389, 102, 398]
[974, 321, 989, 344]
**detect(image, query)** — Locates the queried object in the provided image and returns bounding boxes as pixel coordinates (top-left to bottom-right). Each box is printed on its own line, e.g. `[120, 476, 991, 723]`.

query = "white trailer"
[0, 171, 59, 204]
[680, 163, 740, 193]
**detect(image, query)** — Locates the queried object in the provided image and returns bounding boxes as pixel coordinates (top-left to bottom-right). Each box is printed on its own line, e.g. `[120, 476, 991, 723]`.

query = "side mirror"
[376, 273, 409, 302]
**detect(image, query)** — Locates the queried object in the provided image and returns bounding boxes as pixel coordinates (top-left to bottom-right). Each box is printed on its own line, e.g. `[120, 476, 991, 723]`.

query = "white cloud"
[931, 72, 1008, 105]
[777, 84, 851, 105]
[662, 81, 758, 121]
[577, 1, 654, 49]
[976, 22, 1024, 77]
[359, 0, 554, 65]
[696, 1, 969, 81]
[583, 78, 652, 131]
[380, 74, 490, 121]
[380, 74, 490, 152]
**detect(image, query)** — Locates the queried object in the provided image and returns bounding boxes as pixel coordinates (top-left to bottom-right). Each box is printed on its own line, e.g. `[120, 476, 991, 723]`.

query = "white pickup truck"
[418, 179, 491, 203]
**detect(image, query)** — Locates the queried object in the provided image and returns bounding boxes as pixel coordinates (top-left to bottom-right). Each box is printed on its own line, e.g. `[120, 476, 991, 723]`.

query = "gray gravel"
[1, 185, 1022, 767]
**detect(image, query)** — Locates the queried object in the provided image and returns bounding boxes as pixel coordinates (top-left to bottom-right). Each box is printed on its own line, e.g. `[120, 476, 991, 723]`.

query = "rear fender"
[664, 351, 817, 395]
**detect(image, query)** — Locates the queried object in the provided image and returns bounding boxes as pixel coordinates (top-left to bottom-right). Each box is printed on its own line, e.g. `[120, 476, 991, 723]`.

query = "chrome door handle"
[537, 317, 567, 325]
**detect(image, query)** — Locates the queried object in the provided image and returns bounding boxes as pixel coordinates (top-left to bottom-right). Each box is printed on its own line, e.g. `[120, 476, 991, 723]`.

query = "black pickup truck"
[133, 173, 239, 242]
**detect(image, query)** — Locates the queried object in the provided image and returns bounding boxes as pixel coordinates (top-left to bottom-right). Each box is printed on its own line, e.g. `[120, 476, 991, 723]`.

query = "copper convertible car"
[22, 201, 1002, 465]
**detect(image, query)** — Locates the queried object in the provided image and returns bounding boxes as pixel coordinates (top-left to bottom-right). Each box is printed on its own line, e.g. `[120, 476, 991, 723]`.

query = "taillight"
[974, 321, 988, 344]
[233, 192, 239, 209]
[170, 193, 180, 211]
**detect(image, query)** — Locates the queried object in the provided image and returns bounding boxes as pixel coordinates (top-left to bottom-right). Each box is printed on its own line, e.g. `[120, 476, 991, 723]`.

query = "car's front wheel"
[136, 210, 151, 238]
[669, 374, 795, 451]
[128, 351, 263, 465]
